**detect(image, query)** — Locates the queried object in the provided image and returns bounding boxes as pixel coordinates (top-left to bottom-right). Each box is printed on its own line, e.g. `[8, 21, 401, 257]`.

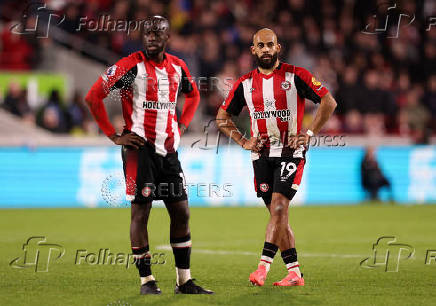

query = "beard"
[255, 52, 278, 69]
[145, 43, 165, 56]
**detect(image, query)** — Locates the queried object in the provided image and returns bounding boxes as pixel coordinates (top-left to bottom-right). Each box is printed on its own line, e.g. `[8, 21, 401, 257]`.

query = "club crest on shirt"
[142, 186, 152, 197]
[260, 183, 269, 192]
[250, 87, 255, 92]
[311, 76, 322, 87]
[281, 80, 291, 90]
[106, 65, 117, 76]
[264, 98, 276, 109]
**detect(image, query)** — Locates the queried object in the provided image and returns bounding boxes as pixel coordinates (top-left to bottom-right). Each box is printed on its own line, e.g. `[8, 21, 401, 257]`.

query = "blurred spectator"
[361, 147, 392, 201]
[121, 29, 143, 57]
[58, 3, 81, 34]
[336, 67, 359, 113]
[360, 70, 385, 136]
[423, 75, 436, 132]
[287, 43, 314, 70]
[67, 91, 89, 134]
[0, 23, 34, 70]
[36, 89, 68, 133]
[394, 71, 411, 108]
[420, 42, 436, 82]
[399, 89, 431, 144]
[378, 68, 397, 134]
[3, 82, 30, 116]
[199, 31, 223, 77]
[336, 67, 363, 133]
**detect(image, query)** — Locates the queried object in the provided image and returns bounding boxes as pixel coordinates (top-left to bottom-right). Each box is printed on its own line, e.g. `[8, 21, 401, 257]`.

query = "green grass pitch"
[1, 205, 436, 305]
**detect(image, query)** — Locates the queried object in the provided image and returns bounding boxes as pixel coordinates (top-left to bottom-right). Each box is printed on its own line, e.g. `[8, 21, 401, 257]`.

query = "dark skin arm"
[108, 133, 145, 149]
[109, 123, 186, 149]
[216, 108, 264, 152]
[292, 92, 337, 148]
[83, 98, 146, 149]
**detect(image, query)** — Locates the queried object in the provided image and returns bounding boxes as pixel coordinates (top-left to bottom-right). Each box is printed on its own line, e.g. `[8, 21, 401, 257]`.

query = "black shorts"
[253, 155, 306, 205]
[121, 142, 187, 204]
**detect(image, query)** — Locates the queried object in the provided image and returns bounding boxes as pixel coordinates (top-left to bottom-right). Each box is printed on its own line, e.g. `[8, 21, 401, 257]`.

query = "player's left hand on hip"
[291, 133, 310, 149]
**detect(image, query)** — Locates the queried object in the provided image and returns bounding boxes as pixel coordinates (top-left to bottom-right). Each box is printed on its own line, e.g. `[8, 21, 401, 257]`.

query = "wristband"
[306, 129, 314, 137]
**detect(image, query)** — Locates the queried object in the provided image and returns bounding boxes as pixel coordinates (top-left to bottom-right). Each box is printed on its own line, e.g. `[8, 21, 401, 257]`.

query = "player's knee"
[172, 207, 190, 227]
[272, 204, 284, 215]
[131, 203, 151, 222]
[270, 200, 288, 222]
[131, 211, 144, 223]
[179, 208, 190, 225]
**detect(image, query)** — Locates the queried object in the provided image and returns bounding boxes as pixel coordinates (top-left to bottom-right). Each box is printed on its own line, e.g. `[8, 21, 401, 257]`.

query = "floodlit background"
[0, 0, 435, 207]
[1, 1, 436, 306]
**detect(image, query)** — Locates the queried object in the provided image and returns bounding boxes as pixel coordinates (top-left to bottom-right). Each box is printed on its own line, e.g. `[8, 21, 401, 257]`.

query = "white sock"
[259, 255, 274, 272]
[286, 261, 301, 277]
[140, 275, 155, 285]
[176, 268, 191, 286]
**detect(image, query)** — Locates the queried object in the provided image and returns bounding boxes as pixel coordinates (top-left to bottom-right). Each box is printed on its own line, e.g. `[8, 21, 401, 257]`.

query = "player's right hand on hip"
[110, 133, 145, 149]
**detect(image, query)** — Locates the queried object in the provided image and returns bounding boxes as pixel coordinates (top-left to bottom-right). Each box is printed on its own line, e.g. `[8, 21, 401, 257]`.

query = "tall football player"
[217, 28, 337, 287]
[85, 16, 213, 295]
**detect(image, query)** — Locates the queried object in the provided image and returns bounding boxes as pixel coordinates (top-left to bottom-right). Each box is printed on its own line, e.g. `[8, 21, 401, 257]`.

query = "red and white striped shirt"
[221, 62, 328, 159]
[86, 51, 199, 156]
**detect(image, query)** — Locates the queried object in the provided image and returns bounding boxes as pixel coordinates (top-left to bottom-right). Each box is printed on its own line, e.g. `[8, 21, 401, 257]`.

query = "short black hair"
[144, 15, 170, 33]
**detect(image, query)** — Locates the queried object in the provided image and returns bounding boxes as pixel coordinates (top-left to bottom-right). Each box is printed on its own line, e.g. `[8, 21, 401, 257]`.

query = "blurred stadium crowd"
[0, 0, 435, 143]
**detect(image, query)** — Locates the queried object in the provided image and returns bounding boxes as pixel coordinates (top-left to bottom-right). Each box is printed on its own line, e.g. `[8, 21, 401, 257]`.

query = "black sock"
[261, 242, 279, 264]
[170, 234, 192, 269]
[281, 248, 298, 269]
[132, 246, 151, 277]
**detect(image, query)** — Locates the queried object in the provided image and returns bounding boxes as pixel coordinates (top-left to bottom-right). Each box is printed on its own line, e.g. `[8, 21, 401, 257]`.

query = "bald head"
[251, 28, 281, 70]
[252, 28, 277, 45]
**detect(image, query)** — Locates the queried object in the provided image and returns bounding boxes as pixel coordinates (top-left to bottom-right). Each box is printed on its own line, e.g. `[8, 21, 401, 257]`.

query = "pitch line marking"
[155, 245, 364, 258]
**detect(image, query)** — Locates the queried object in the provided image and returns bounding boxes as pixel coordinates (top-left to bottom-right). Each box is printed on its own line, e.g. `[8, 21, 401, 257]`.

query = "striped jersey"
[86, 51, 199, 156]
[221, 62, 328, 160]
